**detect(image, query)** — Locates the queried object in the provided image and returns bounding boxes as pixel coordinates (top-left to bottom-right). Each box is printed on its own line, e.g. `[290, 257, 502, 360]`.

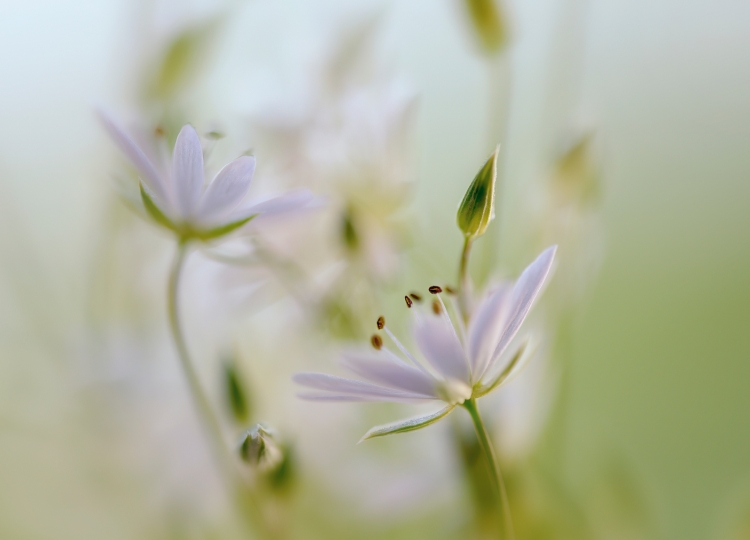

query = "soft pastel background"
[0, 1, 748, 539]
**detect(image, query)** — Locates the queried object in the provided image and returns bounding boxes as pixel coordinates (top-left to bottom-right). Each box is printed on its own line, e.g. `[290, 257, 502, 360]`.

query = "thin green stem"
[458, 236, 473, 323]
[463, 398, 515, 540]
[168, 241, 232, 475]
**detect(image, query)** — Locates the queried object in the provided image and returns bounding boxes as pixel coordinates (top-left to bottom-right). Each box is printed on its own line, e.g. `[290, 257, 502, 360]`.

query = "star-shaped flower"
[99, 112, 312, 241]
[293, 246, 556, 441]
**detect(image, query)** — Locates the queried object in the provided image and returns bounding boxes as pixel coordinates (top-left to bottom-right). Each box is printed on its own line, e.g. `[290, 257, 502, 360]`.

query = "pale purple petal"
[97, 110, 169, 205]
[230, 189, 314, 222]
[484, 246, 556, 377]
[467, 283, 511, 380]
[341, 352, 437, 397]
[293, 372, 434, 402]
[172, 124, 204, 218]
[199, 156, 256, 221]
[413, 314, 470, 384]
[296, 393, 429, 403]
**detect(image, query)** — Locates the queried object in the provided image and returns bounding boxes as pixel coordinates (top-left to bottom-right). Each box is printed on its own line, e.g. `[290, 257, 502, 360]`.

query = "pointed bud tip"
[457, 147, 499, 239]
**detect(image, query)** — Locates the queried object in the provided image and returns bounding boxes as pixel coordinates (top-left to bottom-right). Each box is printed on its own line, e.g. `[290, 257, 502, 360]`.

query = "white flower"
[99, 111, 313, 241]
[293, 246, 557, 441]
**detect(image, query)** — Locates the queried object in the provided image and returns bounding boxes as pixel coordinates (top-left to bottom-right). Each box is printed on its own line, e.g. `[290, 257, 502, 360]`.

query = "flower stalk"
[463, 397, 515, 540]
[168, 240, 231, 475]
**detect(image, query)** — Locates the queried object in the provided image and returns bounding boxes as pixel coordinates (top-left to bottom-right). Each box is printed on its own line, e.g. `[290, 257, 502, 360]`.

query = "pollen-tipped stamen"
[405, 296, 413, 308]
[371, 335, 383, 350]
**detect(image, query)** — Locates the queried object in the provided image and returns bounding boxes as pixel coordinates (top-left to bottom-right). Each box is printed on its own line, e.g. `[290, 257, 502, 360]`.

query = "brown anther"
[428, 286, 443, 294]
[154, 125, 165, 137]
[444, 285, 456, 295]
[432, 299, 442, 314]
[404, 295, 413, 308]
[371, 334, 383, 350]
[376, 316, 385, 330]
[409, 292, 422, 302]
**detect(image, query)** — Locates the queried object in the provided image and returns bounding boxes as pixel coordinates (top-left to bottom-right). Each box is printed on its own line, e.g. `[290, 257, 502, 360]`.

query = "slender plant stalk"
[458, 236, 473, 322]
[168, 241, 279, 539]
[168, 241, 230, 473]
[463, 398, 515, 540]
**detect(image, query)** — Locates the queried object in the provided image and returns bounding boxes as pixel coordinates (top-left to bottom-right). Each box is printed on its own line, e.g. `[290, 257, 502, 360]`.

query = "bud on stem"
[457, 146, 499, 240]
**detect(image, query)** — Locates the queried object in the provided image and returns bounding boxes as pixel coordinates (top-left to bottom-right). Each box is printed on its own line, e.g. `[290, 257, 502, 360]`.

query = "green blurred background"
[0, 0, 748, 539]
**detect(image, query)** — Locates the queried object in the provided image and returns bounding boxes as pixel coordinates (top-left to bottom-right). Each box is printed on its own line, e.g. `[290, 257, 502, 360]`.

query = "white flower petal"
[199, 156, 256, 222]
[358, 405, 456, 442]
[485, 246, 556, 377]
[467, 283, 512, 380]
[232, 188, 314, 221]
[413, 314, 470, 384]
[172, 124, 204, 218]
[293, 372, 434, 402]
[296, 393, 427, 403]
[341, 352, 437, 397]
[97, 110, 169, 206]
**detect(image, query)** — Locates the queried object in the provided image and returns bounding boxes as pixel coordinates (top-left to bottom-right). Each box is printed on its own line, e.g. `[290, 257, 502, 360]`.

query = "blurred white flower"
[294, 246, 556, 441]
[99, 112, 313, 241]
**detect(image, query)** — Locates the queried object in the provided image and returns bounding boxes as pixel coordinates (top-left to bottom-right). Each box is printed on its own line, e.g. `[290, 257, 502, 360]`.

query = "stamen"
[383, 326, 431, 376]
[376, 316, 385, 330]
[154, 125, 165, 137]
[404, 296, 413, 308]
[409, 292, 422, 302]
[432, 299, 442, 314]
[370, 335, 383, 350]
[444, 285, 456, 295]
[428, 285, 442, 294]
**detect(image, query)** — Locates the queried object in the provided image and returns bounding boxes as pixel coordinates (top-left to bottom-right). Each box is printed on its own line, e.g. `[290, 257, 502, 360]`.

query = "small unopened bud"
[428, 286, 443, 294]
[457, 147, 498, 239]
[239, 424, 283, 472]
[224, 359, 250, 423]
[404, 295, 413, 308]
[376, 316, 385, 330]
[464, 0, 508, 55]
[371, 334, 383, 350]
[432, 299, 442, 314]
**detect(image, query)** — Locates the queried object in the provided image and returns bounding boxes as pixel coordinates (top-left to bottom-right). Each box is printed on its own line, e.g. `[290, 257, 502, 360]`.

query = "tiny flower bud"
[371, 334, 383, 350]
[457, 146, 498, 239]
[223, 358, 250, 423]
[377, 316, 385, 330]
[404, 295, 413, 308]
[463, 0, 508, 54]
[432, 299, 442, 314]
[428, 286, 443, 294]
[239, 424, 283, 472]
[409, 292, 422, 302]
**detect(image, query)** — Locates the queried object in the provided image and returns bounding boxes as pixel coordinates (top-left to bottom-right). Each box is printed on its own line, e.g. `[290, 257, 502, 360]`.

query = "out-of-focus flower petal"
[467, 282, 511, 380]
[293, 373, 435, 402]
[358, 405, 456, 442]
[97, 110, 169, 207]
[199, 156, 256, 222]
[172, 124, 204, 218]
[413, 314, 470, 384]
[341, 352, 437, 397]
[233, 188, 315, 222]
[485, 246, 556, 378]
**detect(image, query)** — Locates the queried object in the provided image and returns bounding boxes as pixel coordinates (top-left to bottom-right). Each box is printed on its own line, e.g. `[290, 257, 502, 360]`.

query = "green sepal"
[474, 341, 528, 398]
[457, 147, 498, 239]
[193, 213, 257, 241]
[140, 184, 177, 231]
[358, 405, 455, 443]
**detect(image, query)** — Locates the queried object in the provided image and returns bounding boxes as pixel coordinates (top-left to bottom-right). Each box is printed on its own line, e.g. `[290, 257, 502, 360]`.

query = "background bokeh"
[0, 1, 749, 539]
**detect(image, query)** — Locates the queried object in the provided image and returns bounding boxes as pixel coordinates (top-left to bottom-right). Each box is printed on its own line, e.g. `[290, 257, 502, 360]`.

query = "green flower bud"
[464, 0, 508, 55]
[239, 424, 282, 472]
[457, 146, 499, 239]
[223, 358, 251, 423]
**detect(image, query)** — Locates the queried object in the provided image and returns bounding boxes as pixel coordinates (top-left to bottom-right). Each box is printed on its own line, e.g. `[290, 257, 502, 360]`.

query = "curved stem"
[463, 398, 515, 540]
[168, 241, 231, 475]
